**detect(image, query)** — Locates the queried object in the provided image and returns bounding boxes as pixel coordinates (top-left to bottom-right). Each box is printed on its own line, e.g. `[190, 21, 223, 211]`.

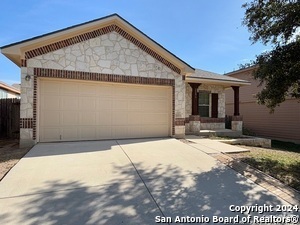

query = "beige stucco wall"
[7, 92, 20, 98]
[21, 31, 186, 145]
[226, 70, 300, 143]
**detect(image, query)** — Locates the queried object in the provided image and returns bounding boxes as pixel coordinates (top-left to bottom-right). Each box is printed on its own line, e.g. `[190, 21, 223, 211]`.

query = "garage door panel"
[42, 111, 60, 126]
[142, 125, 169, 136]
[42, 81, 60, 94]
[142, 113, 168, 125]
[40, 79, 171, 142]
[114, 86, 129, 97]
[79, 112, 97, 125]
[128, 100, 142, 111]
[128, 113, 142, 125]
[79, 97, 96, 110]
[127, 87, 143, 97]
[141, 100, 168, 112]
[97, 99, 112, 110]
[80, 84, 97, 96]
[97, 126, 112, 139]
[154, 114, 169, 124]
[127, 126, 143, 137]
[61, 96, 79, 110]
[112, 112, 128, 126]
[154, 100, 169, 112]
[61, 82, 79, 95]
[79, 127, 97, 140]
[97, 85, 113, 96]
[112, 126, 128, 139]
[62, 128, 78, 140]
[42, 128, 61, 141]
[113, 99, 128, 110]
[42, 95, 60, 110]
[61, 112, 78, 126]
[97, 111, 112, 125]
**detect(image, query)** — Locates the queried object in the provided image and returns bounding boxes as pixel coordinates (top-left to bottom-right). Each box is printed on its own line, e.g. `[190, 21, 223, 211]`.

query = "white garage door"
[39, 79, 172, 142]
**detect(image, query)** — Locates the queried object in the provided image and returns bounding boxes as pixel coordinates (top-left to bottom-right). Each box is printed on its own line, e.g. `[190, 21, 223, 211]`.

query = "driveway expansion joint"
[116, 140, 168, 223]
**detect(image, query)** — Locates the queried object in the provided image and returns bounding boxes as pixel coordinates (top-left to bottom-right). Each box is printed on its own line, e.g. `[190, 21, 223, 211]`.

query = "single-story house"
[0, 81, 20, 99]
[225, 67, 300, 144]
[1, 14, 250, 147]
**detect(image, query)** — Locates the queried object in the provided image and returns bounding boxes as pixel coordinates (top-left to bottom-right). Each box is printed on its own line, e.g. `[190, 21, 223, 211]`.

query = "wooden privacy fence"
[0, 98, 20, 139]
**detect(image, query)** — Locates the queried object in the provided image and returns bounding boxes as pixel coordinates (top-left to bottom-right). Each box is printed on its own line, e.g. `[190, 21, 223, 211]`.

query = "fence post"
[0, 98, 20, 139]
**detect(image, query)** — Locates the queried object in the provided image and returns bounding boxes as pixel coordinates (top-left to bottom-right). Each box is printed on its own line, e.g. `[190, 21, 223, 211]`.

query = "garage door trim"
[33, 68, 175, 142]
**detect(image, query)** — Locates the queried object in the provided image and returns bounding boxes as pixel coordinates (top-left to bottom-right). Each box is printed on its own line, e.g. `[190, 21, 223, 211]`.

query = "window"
[0, 89, 8, 99]
[198, 92, 209, 117]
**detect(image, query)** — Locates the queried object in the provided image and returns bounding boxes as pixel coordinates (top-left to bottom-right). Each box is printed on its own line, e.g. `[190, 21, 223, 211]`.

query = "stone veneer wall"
[20, 67, 35, 147]
[200, 123, 225, 130]
[20, 31, 186, 146]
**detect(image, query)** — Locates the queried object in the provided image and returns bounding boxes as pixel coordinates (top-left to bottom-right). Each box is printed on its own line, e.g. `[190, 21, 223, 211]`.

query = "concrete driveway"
[0, 138, 290, 224]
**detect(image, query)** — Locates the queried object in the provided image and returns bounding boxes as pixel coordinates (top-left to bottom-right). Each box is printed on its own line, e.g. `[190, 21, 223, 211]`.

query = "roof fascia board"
[185, 77, 251, 87]
[0, 83, 20, 94]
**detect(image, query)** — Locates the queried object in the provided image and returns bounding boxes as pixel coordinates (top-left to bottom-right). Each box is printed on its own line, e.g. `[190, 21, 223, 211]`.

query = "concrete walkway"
[0, 138, 293, 225]
[186, 135, 249, 153]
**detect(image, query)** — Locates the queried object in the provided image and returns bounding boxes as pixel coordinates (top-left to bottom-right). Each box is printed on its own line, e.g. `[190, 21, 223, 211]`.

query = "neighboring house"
[1, 14, 250, 147]
[0, 81, 20, 99]
[225, 66, 300, 144]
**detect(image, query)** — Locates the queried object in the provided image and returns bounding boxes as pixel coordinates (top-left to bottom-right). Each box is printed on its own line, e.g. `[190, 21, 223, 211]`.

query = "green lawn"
[234, 140, 300, 191]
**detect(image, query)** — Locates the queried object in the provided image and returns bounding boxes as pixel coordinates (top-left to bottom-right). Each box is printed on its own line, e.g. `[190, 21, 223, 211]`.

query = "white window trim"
[198, 91, 211, 118]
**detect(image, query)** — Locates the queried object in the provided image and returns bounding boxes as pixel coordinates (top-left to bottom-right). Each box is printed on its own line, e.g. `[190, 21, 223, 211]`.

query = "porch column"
[189, 83, 201, 115]
[232, 86, 240, 116]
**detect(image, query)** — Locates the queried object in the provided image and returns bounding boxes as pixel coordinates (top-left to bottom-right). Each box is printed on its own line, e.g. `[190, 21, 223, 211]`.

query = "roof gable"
[1, 14, 194, 74]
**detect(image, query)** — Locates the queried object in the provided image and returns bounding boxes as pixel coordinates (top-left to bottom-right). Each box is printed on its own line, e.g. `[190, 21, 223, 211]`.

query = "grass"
[230, 140, 300, 191]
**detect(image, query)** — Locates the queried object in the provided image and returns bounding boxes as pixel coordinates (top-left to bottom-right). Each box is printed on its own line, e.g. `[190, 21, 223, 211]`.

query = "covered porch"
[184, 69, 250, 136]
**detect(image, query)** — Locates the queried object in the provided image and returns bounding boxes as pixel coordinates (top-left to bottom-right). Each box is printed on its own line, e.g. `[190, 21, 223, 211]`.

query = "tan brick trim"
[25, 25, 114, 59]
[185, 117, 190, 124]
[185, 117, 225, 124]
[25, 25, 181, 74]
[189, 115, 200, 121]
[200, 118, 225, 123]
[21, 59, 27, 67]
[172, 87, 175, 134]
[34, 68, 175, 86]
[33, 76, 37, 140]
[33, 68, 175, 136]
[20, 118, 33, 129]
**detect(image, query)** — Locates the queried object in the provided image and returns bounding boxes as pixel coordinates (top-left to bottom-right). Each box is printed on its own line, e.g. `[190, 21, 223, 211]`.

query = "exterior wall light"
[25, 75, 31, 81]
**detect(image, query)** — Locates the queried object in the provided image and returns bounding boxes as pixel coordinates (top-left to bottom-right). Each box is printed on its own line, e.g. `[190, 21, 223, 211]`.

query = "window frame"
[198, 91, 211, 117]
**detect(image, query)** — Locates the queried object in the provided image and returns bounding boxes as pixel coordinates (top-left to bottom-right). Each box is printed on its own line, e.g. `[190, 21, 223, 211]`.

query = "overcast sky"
[0, 0, 268, 85]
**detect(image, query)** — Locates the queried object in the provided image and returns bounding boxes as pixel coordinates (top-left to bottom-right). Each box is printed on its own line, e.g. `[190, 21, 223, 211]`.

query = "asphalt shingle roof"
[190, 69, 250, 83]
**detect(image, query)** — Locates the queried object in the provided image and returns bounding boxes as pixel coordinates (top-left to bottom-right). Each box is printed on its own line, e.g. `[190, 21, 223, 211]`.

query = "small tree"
[242, 0, 300, 112]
